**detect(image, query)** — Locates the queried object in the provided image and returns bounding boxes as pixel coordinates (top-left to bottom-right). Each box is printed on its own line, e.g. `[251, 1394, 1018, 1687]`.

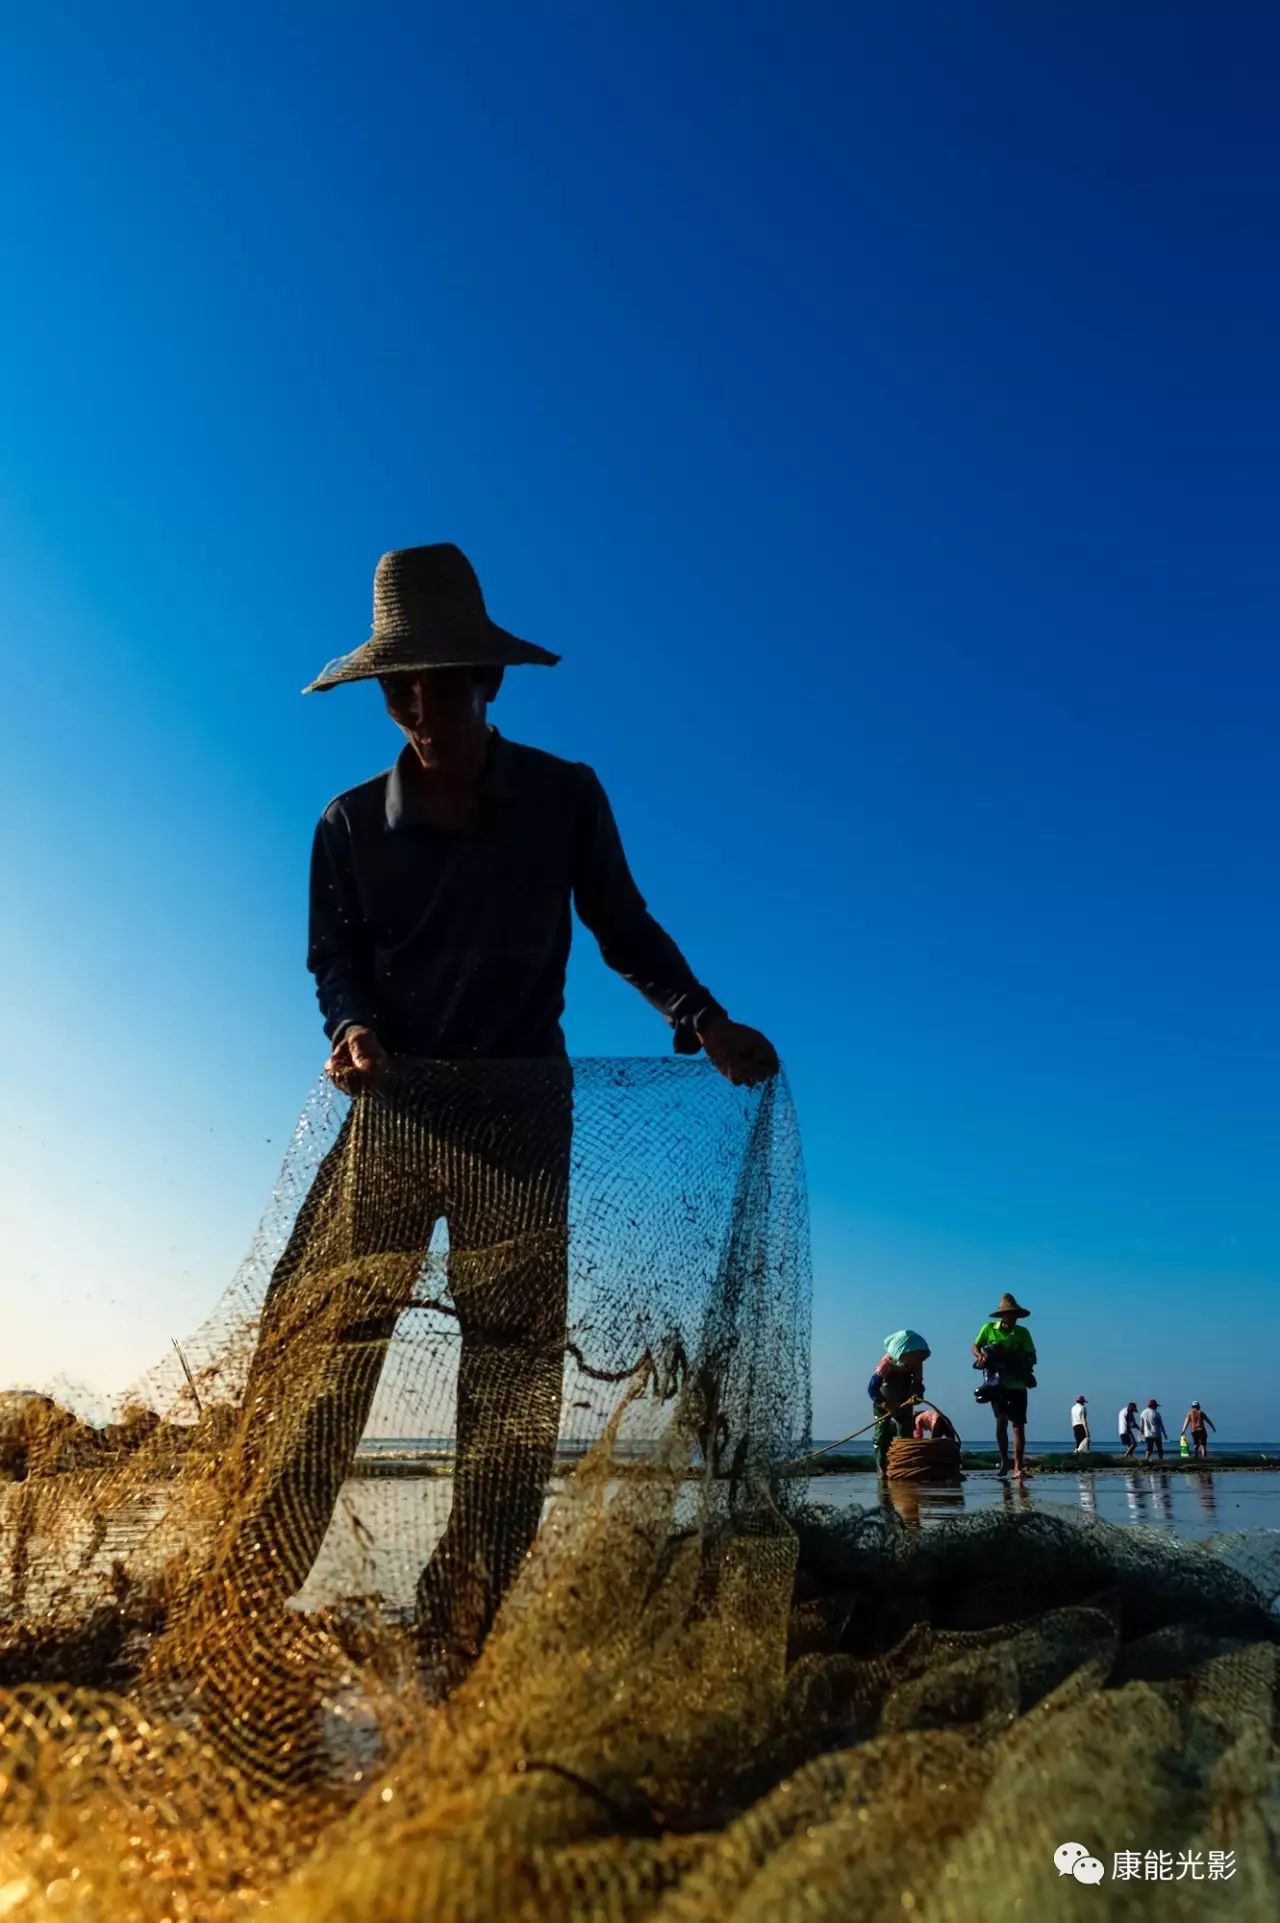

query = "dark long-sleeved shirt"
[307, 730, 725, 1059]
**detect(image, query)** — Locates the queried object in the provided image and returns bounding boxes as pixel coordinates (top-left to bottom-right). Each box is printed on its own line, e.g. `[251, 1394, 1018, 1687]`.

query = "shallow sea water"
[816, 1465, 1280, 1541]
[296, 1466, 1280, 1615]
[9, 1464, 1276, 1627]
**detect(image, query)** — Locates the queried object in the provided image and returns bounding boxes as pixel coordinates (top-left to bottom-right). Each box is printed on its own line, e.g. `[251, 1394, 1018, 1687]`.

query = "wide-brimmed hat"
[988, 1293, 1031, 1319]
[303, 544, 560, 693]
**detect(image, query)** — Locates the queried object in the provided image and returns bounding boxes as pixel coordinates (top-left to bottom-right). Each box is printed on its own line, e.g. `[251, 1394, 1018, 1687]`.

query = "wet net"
[2, 1058, 1279, 1919]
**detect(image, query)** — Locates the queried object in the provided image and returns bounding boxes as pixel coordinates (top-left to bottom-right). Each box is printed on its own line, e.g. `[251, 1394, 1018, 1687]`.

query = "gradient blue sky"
[1, 3, 1276, 1437]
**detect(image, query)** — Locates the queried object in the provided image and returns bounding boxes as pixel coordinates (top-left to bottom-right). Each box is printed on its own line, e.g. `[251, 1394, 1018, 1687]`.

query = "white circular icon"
[1054, 1842, 1090, 1877]
[1074, 1857, 1106, 1885]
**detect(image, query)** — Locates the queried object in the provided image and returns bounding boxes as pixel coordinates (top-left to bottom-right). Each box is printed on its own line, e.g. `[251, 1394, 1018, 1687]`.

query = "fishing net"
[2, 1056, 1279, 1919]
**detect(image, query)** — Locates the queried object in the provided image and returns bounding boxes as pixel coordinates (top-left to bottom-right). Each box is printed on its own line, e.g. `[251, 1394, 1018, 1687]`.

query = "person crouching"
[914, 1406, 958, 1443]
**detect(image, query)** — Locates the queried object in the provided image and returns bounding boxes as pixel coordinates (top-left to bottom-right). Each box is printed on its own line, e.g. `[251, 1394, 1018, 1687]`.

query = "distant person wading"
[1118, 1400, 1140, 1459]
[1140, 1399, 1167, 1460]
[972, 1293, 1036, 1482]
[1181, 1401, 1216, 1460]
[226, 544, 778, 1680]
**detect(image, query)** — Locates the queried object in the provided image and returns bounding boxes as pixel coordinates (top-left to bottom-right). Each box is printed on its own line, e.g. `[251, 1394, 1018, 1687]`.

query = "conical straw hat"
[304, 544, 559, 692]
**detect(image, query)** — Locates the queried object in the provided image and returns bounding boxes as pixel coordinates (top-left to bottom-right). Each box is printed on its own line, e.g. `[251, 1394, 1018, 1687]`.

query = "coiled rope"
[885, 1433, 963, 1481]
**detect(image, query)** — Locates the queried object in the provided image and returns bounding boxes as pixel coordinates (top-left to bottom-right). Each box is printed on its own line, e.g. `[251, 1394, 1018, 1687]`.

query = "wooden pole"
[172, 1339, 203, 1419]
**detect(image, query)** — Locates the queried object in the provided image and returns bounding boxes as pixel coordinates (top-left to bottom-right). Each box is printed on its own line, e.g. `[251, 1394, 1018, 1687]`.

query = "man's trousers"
[221, 1061, 572, 1663]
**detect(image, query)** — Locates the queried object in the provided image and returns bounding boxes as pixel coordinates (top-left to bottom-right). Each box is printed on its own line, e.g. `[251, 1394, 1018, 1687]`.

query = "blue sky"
[1, 2, 1276, 1438]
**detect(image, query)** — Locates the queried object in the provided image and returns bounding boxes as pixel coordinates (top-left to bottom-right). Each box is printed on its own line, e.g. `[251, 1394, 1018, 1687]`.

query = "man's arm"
[570, 767, 721, 1045]
[308, 810, 377, 1040]
[571, 767, 776, 1084]
[307, 810, 388, 1092]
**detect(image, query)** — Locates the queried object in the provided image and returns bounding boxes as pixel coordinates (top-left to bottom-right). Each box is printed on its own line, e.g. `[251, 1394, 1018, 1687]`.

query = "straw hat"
[988, 1293, 1031, 1319]
[303, 544, 560, 693]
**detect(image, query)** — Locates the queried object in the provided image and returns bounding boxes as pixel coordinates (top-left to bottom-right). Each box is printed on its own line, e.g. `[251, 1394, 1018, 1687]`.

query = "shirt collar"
[384, 727, 515, 829]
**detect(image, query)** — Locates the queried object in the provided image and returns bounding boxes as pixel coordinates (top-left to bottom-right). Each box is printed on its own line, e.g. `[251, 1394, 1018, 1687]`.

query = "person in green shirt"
[972, 1293, 1036, 1482]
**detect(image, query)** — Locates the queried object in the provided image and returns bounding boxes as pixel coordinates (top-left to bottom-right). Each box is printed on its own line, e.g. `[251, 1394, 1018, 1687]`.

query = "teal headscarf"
[883, 1328, 930, 1363]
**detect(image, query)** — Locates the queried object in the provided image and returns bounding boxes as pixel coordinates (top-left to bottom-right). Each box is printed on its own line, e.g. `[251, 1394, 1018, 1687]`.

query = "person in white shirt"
[1070, 1396, 1091, 1452]
[1118, 1401, 1139, 1458]
[1138, 1399, 1167, 1460]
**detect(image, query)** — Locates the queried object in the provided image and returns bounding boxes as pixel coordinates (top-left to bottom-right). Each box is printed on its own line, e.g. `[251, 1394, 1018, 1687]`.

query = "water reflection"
[815, 1463, 1277, 1543]
[884, 1482, 921, 1529]
[1192, 1469, 1217, 1520]
[882, 1481, 967, 1531]
[1123, 1472, 1149, 1521]
[1124, 1471, 1176, 1523]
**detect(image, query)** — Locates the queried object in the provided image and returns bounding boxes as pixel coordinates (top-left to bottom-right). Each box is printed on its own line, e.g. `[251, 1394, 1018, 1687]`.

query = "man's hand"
[697, 1014, 779, 1087]
[325, 1025, 391, 1096]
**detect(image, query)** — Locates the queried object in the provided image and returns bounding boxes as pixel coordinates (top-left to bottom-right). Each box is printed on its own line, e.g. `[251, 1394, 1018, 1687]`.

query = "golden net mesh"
[2, 1058, 1278, 1919]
